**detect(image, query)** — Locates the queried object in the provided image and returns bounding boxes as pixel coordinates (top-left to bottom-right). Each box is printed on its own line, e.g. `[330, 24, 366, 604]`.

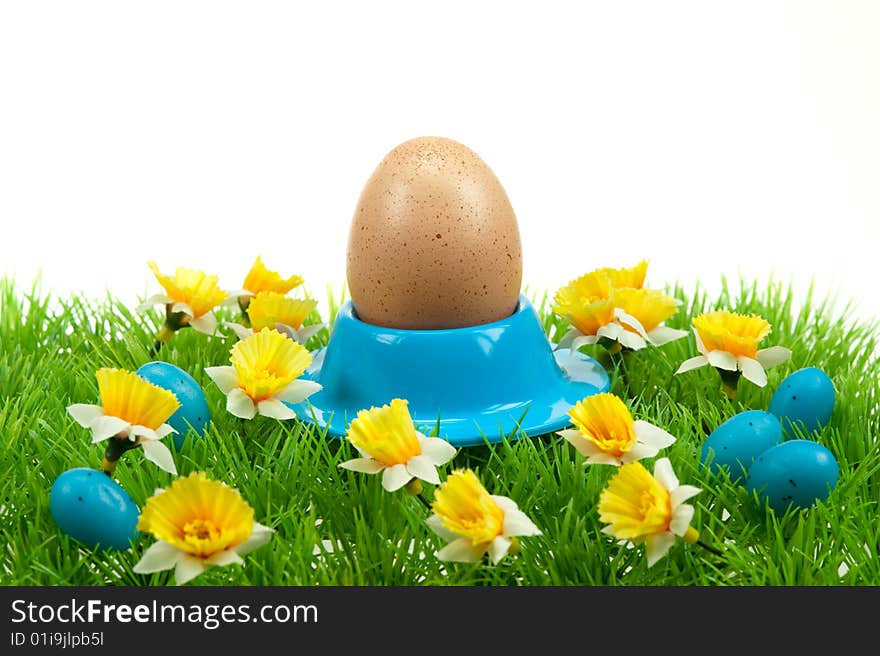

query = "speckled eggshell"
[136, 361, 210, 449]
[346, 136, 523, 329]
[700, 410, 783, 483]
[769, 367, 835, 436]
[49, 468, 139, 551]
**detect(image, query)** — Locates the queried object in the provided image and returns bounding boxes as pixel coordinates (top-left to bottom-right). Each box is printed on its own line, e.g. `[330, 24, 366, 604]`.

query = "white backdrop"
[1, 1, 878, 320]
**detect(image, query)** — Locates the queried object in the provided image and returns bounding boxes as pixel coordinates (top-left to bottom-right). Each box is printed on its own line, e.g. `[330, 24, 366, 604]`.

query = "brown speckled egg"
[346, 136, 523, 329]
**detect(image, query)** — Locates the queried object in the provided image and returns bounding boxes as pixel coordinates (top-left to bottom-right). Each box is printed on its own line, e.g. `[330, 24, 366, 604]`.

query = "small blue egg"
[701, 410, 783, 482]
[136, 361, 210, 449]
[769, 367, 835, 436]
[746, 440, 839, 513]
[49, 468, 139, 551]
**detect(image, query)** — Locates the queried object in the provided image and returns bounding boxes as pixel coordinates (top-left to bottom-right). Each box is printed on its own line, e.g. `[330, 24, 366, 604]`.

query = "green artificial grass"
[1, 276, 878, 586]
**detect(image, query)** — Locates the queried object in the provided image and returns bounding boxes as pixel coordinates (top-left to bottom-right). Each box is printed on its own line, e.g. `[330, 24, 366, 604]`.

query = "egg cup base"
[288, 295, 610, 447]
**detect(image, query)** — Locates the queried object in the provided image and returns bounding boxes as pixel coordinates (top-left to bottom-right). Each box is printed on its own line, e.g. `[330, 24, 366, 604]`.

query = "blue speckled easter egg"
[746, 440, 839, 513]
[136, 361, 210, 449]
[769, 367, 835, 436]
[701, 410, 783, 483]
[49, 468, 139, 551]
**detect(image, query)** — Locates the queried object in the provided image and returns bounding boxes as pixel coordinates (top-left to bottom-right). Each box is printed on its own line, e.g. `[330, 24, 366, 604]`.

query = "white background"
[1, 1, 878, 319]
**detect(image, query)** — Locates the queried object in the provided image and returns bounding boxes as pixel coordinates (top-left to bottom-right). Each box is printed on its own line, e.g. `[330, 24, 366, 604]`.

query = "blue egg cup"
[288, 295, 609, 446]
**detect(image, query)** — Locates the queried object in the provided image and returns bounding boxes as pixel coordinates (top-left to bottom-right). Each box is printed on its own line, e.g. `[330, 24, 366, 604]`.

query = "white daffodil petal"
[671, 485, 702, 508]
[621, 442, 659, 463]
[295, 324, 325, 344]
[405, 454, 440, 485]
[426, 514, 460, 542]
[502, 508, 542, 537]
[91, 416, 131, 443]
[67, 404, 104, 428]
[174, 554, 207, 586]
[653, 458, 679, 491]
[257, 399, 298, 420]
[669, 503, 696, 537]
[435, 537, 484, 563]
[381, 464, 412, 492]
[154, 424, 176, 440]
[338, 458, 385, 474]
[205, 366, 240, 394]
[707, 350, 738, 371]
[417, 436, 457, 465]
[273, 323, 298, 341]
[559, 429, 600, 458]
[235, 523, 275, 556]
[133, 540, 180, 574]
[618, 329, 648, 351]
[570, 334, 599, 351]
[170, 302, 195, 317]
[676, 355, 709, 374]
[585, 452, 624, 466]
[141, 439, 177, 475]
[615, 308, 648, 338]
[488, 536, 512, 565]
[223, 322, 253, 341]
[225, 290, 253, 303]
[205, 549, 245, 568]
[129, 425, 158, 442]
[490, 495, 518, 514]
[556, 329, 580, 350]
[226, 389, 257, 420]
[136, 294, 173, 312]
[597, 323, 623, 341]
[693, 328, 708, 356]
[756, 346, 792, 369]
[648, 326, 688, 346]
[277, 379, 322, 404]
[190, 312, 218, 336]
[739, 357, 768, 387]
[645, 532, 676, 567]
[634, 420, 677, 449]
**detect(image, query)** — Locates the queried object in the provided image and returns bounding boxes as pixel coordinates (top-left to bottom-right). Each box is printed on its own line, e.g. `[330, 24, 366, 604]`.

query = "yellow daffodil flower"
[554, 270, 684, 352]
[427, 469, 541, 565]
[224, 292, 323, 345]
[138, 262, 227, 338]
[559, 393, 676, 466]
[675, 310, 792, 391]
[205, 328, 321, 420]
[133, 472, 273, 585]
[339, 399, 456, 492]
[67, 368, 180, 474]
[598, 458, 701, 567]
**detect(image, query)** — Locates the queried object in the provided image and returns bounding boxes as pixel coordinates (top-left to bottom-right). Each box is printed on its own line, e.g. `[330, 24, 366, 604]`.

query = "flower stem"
[696, 539, 724, 558]
[152, 323, 175, 355]
[684, 527, 724, 559]
[718, 369, 741, 401]
[101, 437, 141, 476]
[238, 298, 252, 327]
[609, 349, 631, 394]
